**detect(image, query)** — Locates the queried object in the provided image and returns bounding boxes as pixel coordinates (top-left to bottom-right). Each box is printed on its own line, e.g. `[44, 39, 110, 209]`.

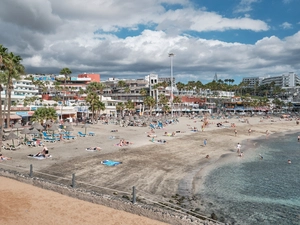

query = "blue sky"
[0, 0, 300, 84]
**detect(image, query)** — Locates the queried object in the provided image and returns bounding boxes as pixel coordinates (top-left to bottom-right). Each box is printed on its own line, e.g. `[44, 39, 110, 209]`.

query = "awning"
[5, 114, 22, 120]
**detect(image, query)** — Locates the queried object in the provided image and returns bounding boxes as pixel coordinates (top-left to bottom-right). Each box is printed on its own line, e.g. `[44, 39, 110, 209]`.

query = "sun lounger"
[63, 135, 76, 140]
[88, 132, 95, 136]
[78, 132, 86, 137]
[43, 137, 56, 143]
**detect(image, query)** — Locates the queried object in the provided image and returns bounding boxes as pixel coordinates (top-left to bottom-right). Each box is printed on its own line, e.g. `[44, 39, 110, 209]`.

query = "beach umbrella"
[6, 131, 19, 146]
[81, 123, 90, 134]
[20, 127, 31, 142]
[28, 128, 40, 134]
[48, 124, 59, 137]
[31, 122, 44, 131]
[45, 120, 53, 125]
[13, 123, 23, 136]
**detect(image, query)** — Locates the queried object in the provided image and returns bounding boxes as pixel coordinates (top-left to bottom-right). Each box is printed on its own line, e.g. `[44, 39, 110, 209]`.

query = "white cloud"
[0, 0, 299, 83]
[234, 0, 260, 13]
[280, 22, 293, 29]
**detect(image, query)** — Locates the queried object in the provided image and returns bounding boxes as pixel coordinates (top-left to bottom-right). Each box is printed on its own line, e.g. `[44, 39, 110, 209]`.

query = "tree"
[0, 44, 8, 148]
[60, 67, 72, 104]
[59, 68, 72, 120]
[116, 102, 125, 116]
[144, 96, 156, 115]
[86, 82, 106, 94]
[2, 50, 24, 128]
[173, 96, 182, 113]
[139, 88, 147, 114]
[94, 100, 106, 122]
[125, 100, 135, 114]
[117, 80, 127, 88]
[85, 92, 100, 123]
[31, 107, 57, 124]
[124, 86, 131, 94]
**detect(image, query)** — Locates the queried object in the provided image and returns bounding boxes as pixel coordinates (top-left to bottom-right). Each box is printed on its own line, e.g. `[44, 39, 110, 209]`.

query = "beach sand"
[0, 176, 169, 225]
[1, 115, 299, 224]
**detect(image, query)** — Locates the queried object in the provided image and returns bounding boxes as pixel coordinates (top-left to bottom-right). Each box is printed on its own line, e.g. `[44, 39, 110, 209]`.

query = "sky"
[1, 0, 300, 84]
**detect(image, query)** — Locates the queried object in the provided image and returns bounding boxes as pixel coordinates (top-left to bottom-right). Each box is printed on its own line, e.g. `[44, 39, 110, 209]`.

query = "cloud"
[0, 0, 299, 84]
[280, 22, 293, 29]
[234, 0, 260, 13]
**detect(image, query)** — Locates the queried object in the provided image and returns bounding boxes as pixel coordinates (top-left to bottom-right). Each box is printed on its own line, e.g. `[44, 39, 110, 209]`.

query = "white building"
[242, 76, 266, 88]
[0, 77, 40, 105]
[260, 72, 300, 87]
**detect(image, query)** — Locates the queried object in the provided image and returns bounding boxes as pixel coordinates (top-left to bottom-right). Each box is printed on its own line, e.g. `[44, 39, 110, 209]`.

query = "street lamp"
[169, 53, 175, 117]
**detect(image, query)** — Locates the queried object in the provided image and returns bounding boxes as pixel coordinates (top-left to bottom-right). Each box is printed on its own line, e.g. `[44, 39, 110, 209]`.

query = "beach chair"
[78, 131, 86, 137]
[42, 131, 51, 137]
[43, 137, 56, 143]
[149, 123, 156, 129]
[63, 135, 76, 140]
[88, 132, 95, 136]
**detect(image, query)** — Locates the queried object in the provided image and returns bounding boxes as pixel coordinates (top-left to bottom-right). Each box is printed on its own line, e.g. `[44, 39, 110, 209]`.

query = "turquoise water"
[198, 133, 300, 225]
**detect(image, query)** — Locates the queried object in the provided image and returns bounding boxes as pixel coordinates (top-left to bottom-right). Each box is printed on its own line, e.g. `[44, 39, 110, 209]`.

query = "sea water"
[198, 132, 300, 225]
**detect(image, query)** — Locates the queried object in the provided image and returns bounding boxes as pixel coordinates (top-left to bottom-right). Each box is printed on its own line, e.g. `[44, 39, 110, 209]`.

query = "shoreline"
[1, 115, 300, 224]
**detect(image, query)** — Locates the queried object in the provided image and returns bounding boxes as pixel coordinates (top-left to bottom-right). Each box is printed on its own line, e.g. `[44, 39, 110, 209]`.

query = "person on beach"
[234, 129, 237, 137]
[87, 147, 101, 151]
[239, 152, 243, 157]
[0, 154, 12, 160]
[35, 146, 49, 157]
[248, 128, 252, 136]
[237, 143, 241, 153]
[204, 139, 207, 146]
[298, 135, 300, 142]
[205, 154, 209, 158]
[288, 160, 291, 164]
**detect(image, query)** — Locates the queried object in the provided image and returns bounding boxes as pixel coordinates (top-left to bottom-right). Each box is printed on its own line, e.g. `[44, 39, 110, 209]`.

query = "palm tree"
[125, 100, 135, 115]
[85, 92, 99, 123]
[139, 88, 147, 115]
[124, 86, 131, 94]
[116, 102, 125, 117]
[86, 82, 106, 95]
[0, 45, 8, 149]
[173, 96, 182, 113]
[117, 80, 127, 88]
[176, 82, 185, 93]
[2, 51, 24, 128]
[59, 68, 72, 120]
[144, 96, 155, 115]
[94, 101, 106, 121]
[60, 68, 72, 103]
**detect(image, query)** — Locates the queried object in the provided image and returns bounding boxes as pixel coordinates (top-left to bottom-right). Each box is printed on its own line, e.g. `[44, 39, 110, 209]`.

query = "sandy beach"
[1, 114, 299, 224]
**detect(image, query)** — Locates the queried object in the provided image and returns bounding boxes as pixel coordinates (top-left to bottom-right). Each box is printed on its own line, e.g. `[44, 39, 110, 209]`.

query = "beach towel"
[101, 160, 122, 166]
[27, 154, 52, 160]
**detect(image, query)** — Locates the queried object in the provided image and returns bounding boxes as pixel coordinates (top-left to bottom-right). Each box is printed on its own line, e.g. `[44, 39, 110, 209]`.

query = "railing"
[0, 163, 224, 225]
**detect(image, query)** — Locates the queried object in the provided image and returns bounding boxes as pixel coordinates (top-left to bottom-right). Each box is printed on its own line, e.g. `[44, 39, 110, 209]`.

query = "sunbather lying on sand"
[0, 154, 12, 160]
[116, 139, 133, 147]
[86, 147, 101, 151]
[33, 146, 49, 158]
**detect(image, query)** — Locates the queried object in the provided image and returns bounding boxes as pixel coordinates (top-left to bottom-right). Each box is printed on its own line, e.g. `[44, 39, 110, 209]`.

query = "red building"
[78, 73, 100, 83]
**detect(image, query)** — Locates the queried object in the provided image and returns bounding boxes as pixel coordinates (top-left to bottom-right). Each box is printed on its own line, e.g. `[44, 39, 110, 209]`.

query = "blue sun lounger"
[78, 131, 86, 137]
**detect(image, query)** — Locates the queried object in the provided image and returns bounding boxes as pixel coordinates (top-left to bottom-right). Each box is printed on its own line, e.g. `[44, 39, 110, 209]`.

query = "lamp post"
[169, 53, 175, 117]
